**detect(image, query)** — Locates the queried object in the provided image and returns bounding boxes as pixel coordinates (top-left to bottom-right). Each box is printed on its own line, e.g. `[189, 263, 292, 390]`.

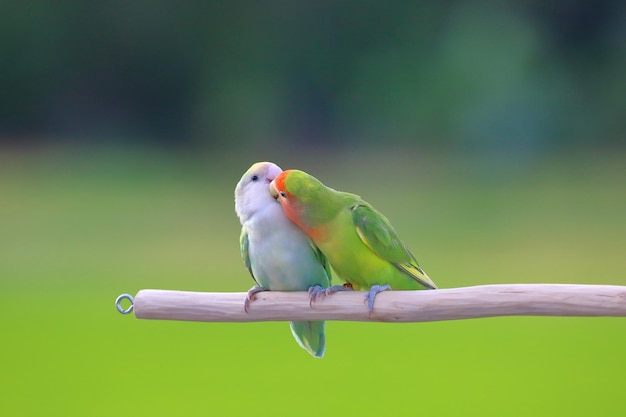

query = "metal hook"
[116, 293, 134, 314]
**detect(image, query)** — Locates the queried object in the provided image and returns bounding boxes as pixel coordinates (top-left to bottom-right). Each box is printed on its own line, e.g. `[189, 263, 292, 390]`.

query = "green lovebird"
[269, 169, 437, 312]
[235, 162, 331, 358]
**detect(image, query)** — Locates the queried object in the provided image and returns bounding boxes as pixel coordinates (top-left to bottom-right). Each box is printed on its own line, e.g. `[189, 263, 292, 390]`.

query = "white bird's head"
[234, 161, 283, 223]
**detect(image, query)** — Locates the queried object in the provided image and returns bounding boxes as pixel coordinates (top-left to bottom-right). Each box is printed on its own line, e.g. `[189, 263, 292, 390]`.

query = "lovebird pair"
[234, 162, 437, 358]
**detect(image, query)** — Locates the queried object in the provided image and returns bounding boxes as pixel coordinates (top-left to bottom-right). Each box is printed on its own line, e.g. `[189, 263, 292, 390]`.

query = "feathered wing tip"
[396, 262, 438, 289]
[289, 320, 326, 358]
[419, 268, 438, 289]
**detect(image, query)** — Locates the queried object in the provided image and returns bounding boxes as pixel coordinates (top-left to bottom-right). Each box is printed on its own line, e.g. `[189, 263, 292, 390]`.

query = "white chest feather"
[243, 204, 328, 290]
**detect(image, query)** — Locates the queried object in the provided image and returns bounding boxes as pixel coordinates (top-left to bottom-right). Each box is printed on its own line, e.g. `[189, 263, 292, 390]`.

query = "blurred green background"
[1, 2, 625, 416]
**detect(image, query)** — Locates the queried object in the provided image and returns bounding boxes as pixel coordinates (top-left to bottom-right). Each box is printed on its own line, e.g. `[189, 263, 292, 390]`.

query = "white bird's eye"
[251, 175, 259, 182]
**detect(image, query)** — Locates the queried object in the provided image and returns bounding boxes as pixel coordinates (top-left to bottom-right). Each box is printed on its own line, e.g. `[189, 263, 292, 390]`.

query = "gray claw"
[364, 284, 392, 314]
[244, 285, 268, 313]
[307, 285, 327, 306]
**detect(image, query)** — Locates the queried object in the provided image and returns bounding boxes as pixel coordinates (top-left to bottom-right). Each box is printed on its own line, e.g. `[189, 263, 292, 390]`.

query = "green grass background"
[1, 147, 625, 416]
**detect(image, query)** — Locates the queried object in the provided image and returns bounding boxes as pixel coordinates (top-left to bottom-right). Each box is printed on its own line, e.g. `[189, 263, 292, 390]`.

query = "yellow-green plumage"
[271, 170, 436, 293]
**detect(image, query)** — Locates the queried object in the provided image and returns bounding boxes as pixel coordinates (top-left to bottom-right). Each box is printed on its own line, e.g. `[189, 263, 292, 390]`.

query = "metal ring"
[116, 293, 134, 314]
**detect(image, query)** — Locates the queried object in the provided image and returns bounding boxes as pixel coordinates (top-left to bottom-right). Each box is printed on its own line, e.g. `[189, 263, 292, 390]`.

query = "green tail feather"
[289, 320, 326, 358]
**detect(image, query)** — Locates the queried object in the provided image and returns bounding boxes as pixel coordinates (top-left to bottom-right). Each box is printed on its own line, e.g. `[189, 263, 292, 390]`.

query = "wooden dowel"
[131, 284, 626, 323]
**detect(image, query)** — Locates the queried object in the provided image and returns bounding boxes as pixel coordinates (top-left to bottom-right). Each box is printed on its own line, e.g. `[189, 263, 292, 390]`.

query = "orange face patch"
[274, 171, 300, 221]
[274, 170, 331, 244]
[273, 170, 295, 199]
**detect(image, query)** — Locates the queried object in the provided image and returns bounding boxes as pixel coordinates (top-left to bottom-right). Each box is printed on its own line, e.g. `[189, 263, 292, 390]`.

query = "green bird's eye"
[280, 192, 286, 198]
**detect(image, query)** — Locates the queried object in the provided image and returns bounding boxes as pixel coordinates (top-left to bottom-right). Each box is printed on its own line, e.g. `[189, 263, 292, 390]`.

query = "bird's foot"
[325, 282, 354, 296]
[327, 282, 354, 295]
[307, 283, 353, 305]
[244, 286, 268, 313]
[307, 285, 327, 306]
[364, 284, 391, 315]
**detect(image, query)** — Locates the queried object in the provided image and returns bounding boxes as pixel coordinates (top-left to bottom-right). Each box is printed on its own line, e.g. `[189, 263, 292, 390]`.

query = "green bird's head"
[270, 169, 345, 236]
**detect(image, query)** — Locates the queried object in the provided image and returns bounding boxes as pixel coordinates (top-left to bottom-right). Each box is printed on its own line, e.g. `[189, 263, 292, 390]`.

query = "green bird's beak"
[269, 180, 279, 199]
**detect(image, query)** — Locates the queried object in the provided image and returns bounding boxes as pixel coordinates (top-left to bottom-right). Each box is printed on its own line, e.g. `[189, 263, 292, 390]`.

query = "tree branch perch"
[129, 284, 626, 323]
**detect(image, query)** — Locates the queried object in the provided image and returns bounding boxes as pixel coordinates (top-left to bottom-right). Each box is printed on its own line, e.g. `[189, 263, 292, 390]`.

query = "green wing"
[239, 228, 259, 285]
[352, 204, 436, 289]
[311, 241, 333, 285]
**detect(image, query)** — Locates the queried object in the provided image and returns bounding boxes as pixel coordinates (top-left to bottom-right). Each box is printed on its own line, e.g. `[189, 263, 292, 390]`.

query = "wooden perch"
[129, 284, 626, 323]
